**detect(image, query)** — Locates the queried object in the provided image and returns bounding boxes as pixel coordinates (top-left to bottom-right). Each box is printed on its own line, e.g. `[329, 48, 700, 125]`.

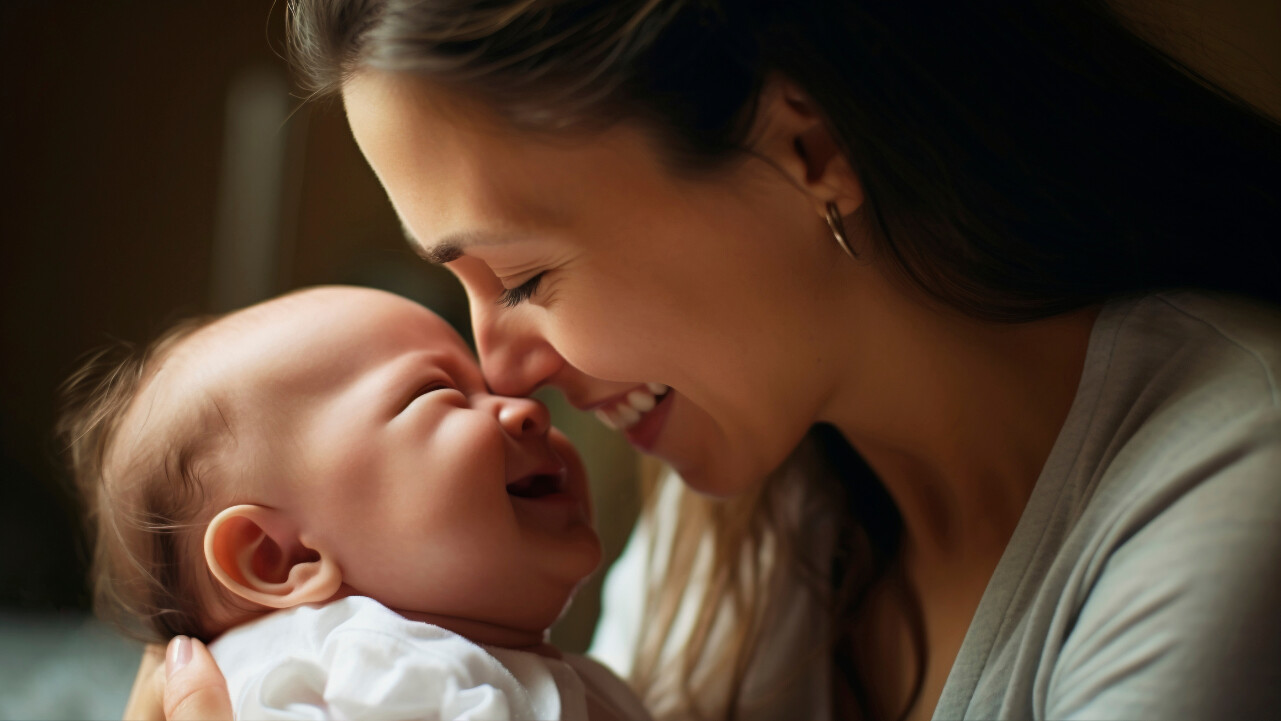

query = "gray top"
[934, 291, 1281, 720]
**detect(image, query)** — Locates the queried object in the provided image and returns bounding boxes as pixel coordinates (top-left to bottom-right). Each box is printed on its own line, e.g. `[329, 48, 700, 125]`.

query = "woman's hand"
[123, 644, 165, 721]
[122, 637, 232, 721]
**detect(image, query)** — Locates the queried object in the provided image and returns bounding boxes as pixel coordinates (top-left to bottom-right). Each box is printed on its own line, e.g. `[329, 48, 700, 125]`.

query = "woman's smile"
[590, 382, 668, 431]
[590, 382, 674, 451]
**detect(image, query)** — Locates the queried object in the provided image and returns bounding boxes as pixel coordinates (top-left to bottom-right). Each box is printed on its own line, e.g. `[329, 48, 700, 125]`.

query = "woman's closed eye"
[498, 272, 544, 308]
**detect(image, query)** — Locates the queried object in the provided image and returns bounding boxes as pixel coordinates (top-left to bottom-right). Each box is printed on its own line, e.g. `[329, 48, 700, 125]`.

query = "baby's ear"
[203, 504, 342, 608]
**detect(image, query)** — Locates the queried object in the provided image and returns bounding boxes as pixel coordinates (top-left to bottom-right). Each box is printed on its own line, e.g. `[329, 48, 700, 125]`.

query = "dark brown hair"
[288, 0, 1280, 318]
[57, 315, 226, 644]
[286, 1, 1280, 718]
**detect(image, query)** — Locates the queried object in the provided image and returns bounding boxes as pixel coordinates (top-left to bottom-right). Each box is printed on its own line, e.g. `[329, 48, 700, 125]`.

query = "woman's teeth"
[595, 383, 668, 431]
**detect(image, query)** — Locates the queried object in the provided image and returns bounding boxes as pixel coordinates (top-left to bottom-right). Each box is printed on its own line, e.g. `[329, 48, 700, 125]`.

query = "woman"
[134, 0, 1281, 719]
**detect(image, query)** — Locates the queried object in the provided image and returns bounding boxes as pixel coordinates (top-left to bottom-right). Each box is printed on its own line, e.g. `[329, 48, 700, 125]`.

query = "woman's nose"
[489, 394, 552, 440]
[471, 304, 566, 397]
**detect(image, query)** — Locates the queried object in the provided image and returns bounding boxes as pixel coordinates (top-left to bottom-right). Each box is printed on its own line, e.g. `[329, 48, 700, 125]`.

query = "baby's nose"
[492, 395, 552, 440]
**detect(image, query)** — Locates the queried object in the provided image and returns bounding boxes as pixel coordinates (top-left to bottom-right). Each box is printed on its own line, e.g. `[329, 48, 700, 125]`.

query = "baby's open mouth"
[506, 472, 565, 499]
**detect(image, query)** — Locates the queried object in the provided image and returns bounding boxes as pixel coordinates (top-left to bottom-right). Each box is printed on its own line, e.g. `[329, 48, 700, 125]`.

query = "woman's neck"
[824, 283, 1099, 582]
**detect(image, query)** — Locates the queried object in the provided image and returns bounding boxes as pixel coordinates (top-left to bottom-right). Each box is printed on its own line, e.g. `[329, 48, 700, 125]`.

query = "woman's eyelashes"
[497, 272, 544, 308]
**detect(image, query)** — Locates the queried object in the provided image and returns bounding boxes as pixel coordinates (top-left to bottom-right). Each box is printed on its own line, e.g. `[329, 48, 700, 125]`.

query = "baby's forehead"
[185, 287, 476, 401]
[140, 287, 470, 416]
[246, 286, 469, 348]
[107, 288, 474, 491]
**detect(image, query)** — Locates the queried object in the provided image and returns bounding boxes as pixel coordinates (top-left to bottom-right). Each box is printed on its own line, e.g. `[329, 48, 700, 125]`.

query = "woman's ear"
[749, 75, 865, 218]
[203, 504, 342, 609]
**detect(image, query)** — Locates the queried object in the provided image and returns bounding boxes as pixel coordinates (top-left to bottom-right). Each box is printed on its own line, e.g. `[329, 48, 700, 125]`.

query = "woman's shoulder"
[1073, 289, 1281, 546]
[1081, 290, 1281, 479]
[1111, 290, 1281, 399]
[1149, 289, 1281, 369]
[944, 291, 1281, 719]
[1054, 292, 1281, 714]
[1043, 403, 1281, 718]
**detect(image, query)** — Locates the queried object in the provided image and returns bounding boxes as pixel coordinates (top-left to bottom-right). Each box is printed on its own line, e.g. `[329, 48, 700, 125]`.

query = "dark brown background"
[0, 0, 1277, 657]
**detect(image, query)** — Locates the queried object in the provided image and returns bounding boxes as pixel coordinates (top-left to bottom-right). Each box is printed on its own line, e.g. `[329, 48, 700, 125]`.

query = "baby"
[60, 285, 649, 721]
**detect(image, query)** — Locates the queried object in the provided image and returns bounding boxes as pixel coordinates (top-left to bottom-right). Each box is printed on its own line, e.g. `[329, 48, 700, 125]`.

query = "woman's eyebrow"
[400, 222, 512, 265]
[400, 222, 460, 264]
[419, 241, 463, 265]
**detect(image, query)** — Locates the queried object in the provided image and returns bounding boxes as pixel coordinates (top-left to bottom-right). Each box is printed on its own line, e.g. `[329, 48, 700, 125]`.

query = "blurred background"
[0, 1, 1277, 718]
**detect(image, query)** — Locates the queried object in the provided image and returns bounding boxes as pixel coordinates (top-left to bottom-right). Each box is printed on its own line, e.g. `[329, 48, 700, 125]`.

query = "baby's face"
[168, 287, 601, 634]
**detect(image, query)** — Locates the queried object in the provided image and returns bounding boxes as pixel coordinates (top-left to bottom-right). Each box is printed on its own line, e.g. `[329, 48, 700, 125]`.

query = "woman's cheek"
[544, 302, 657, 382]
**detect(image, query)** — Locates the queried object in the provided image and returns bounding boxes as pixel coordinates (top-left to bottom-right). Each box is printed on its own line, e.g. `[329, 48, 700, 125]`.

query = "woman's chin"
[665, 454, 766, 499]
[638, 396, 791, 497]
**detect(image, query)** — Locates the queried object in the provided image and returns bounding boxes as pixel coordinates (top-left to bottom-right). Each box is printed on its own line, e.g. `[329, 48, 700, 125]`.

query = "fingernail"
[166, 635, 192, 679]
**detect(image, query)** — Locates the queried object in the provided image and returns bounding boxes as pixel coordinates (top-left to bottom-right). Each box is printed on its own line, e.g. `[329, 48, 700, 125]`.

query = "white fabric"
[935, 291, 1281, 719]
[211, 596, 650, 721]
[589, 454, 835, 721]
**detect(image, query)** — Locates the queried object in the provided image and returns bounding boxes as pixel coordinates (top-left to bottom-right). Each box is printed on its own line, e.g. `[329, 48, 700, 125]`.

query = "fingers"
[162, 636, 233, 721]
[123, 645, 166, 721]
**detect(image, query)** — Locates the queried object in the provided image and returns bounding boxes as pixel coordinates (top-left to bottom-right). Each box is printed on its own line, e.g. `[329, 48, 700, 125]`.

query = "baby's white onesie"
[210, 596, 651, 721]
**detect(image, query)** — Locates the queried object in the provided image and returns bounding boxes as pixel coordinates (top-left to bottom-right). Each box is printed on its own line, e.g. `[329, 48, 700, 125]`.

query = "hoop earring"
[825, 202, 857, 260]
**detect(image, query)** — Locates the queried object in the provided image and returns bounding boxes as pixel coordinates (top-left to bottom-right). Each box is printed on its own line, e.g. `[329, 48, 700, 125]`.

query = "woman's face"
[343, 70, 859, 496]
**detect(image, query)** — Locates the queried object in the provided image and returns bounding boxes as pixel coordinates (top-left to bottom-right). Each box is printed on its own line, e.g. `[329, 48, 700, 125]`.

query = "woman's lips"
[622, 389, 673, 452]
[590, 383, 674, 452]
